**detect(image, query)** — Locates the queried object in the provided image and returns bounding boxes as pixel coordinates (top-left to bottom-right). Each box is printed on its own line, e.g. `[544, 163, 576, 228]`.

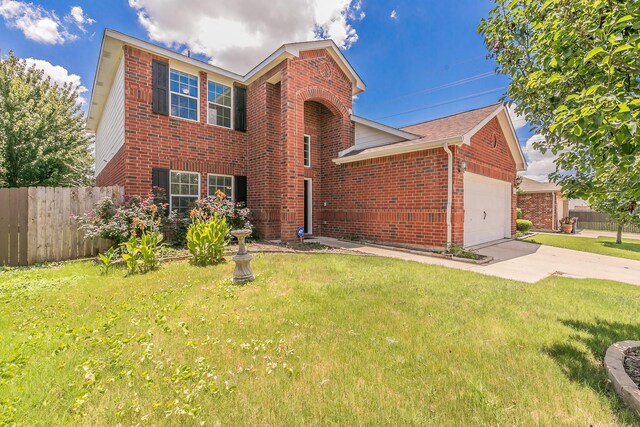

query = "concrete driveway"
[315, 237, 640, 286]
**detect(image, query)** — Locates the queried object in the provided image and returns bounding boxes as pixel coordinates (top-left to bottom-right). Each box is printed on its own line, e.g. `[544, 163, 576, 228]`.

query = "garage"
[463, 172, 512, 247]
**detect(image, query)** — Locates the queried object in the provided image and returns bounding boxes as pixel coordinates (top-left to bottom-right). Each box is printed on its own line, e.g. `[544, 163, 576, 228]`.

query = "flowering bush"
[77, 192, 169, 245]
[189, 190, 252, 232]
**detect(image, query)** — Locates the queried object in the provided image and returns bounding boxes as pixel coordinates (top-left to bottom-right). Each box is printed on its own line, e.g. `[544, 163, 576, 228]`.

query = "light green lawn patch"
[526, 234, 640, 261]
[1, 254, 639, 426]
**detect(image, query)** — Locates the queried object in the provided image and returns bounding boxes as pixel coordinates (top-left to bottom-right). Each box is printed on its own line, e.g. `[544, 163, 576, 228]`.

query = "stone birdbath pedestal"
[230, 229, 254, 283]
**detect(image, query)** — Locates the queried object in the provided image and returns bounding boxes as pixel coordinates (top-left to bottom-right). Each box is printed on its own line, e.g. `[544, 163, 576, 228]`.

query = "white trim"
[207, 173, 234, 200]
[333, 137, 463, 165]
[206, 80, 233, 129]
[169, 170, 201, 213]
[336, 107, 528, 171]
[169, 68, 199, 122]
[303, 134, 311, 168]
[461, 105, 503, 145]
[304, 178, 313, 235]
[88, 30, 367, 132]
[496, 107, 528, 171]
[351, 115, 420, 141]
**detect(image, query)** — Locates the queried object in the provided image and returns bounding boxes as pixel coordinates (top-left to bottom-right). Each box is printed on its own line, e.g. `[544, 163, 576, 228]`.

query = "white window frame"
[207, 173, 234, 200]
[169, 68, 199, 122]
[207, 80, 233, 129]
[169, 170, 200, 214]
[303, 134, 311, 168]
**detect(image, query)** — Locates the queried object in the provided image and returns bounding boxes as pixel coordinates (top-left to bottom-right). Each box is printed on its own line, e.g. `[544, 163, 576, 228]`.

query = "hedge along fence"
[569, 210, 640, 234]
[0, 186, 124, 266]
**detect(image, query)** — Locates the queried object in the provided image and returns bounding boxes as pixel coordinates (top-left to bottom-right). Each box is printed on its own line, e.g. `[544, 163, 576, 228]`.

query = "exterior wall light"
[459, 160, 467, 172]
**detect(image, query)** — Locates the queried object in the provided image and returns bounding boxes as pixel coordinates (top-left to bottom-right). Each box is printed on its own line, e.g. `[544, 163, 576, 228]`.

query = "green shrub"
[97, 246, 118, 275]
[516, 208, 523, 219]
[516, 219, 533, 233]
[446, 244, 479, 260]
[120, 231, 164, 274]
[187, 213, 231, 266]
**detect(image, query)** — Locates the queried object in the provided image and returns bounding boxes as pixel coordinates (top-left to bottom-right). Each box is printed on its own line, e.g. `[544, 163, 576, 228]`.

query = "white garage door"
[463, 172, 512, 247]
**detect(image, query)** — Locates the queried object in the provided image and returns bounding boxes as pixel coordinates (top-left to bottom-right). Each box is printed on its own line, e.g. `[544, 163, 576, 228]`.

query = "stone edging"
[604, 340, 640, 412]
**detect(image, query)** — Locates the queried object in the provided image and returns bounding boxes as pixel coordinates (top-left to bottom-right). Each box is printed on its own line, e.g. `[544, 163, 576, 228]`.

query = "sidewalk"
[314, 237, 640, 286]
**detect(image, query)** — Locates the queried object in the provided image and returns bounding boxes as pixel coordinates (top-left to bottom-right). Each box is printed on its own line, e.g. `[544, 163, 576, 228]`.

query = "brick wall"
[321, 117, 517, 249]
[98, 45, 248, 199]
[455, 117, 518, 240]
[517, 192, 555, 230]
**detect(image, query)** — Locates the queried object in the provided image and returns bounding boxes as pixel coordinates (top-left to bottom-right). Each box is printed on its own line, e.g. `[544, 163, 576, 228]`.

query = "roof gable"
[335, 104, 527, 171]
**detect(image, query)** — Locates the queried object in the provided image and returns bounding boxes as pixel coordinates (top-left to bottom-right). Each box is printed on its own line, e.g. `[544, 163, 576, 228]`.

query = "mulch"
[624, 347, 640, 388]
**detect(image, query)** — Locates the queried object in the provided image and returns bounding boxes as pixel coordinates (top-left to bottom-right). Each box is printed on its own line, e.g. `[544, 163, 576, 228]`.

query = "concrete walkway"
[315, 237, 640, 286]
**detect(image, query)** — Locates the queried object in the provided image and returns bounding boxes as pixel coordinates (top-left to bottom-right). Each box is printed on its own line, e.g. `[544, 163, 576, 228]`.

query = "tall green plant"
[187, 213, 230, 266]
[120, 231, 163, 274]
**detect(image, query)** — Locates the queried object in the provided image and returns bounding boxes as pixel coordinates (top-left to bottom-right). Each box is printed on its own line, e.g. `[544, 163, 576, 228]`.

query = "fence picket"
[0, 185, 123, 266]
[0, 189, 9, 265]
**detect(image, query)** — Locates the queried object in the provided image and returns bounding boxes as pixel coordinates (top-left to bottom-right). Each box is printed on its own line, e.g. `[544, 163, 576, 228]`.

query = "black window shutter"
[152, 60, 169, 115]
[234, 176, 247, 205]
[152, 168, 170, 194]
[234, 86, 247, 132]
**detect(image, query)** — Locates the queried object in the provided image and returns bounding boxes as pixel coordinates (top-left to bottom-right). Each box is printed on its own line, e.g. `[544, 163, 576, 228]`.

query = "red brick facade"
[517, 192, 560, 230]
[96, 42, 519, 248]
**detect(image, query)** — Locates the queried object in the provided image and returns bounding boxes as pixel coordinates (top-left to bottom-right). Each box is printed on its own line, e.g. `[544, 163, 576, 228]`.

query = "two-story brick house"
[88, 29, 526, 249]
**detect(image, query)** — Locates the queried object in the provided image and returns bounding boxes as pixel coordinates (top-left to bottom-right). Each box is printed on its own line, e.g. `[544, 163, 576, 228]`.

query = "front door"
[304, 178, 312, 235]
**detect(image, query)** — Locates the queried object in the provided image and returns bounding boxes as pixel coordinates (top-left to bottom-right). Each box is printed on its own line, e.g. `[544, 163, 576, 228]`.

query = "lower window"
[208, 174, 233, 199]
[170, 171, 200, 215]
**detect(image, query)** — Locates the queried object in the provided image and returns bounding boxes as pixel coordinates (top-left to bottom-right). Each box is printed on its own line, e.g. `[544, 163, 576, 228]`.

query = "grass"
[1, 254, 640, 426]
[526, 234, 640, 261]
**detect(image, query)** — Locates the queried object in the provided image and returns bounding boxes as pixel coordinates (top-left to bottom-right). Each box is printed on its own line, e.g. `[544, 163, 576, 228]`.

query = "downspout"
[551, 192, 556, 231]
[443, 143, 453, 248]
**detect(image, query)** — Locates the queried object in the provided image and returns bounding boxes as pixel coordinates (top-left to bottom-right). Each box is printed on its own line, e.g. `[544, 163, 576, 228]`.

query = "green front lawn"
[1, 254, 639, 426]
[526, 234, 640, 261]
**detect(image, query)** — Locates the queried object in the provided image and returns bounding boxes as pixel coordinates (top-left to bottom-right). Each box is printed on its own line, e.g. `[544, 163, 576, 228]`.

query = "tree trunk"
[616, 223, 623, 244]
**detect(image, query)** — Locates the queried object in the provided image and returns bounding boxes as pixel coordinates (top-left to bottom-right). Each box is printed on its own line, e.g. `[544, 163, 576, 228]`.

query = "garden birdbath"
[231, 229, 254, 283]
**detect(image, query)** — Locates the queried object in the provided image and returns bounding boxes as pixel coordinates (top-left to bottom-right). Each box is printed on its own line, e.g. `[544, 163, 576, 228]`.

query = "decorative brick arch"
[296, 86, 349, 118]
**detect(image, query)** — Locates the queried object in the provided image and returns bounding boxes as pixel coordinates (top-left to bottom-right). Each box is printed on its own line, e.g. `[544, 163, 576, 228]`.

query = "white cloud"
[128, 0, 365, 73]
[518, 134, 557, 182]
[390, 9, 398, 20]
[507, 104, 528, 130]
[25, 58, 88, 103]
[66, 6, 94, 32]
[0, 1, 93, 44]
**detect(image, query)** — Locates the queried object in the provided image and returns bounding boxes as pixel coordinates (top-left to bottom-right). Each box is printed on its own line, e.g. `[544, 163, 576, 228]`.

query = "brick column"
[279, 63, 305, 241]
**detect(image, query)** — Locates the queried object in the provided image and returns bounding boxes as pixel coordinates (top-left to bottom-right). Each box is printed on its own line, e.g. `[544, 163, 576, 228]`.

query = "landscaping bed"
[624, 347, 640, 387]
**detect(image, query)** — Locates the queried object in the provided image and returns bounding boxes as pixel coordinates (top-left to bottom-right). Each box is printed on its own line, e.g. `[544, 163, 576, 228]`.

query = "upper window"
[303, 134, 311, 167]
[207, 81, 232, 128]
[170, 69, 198, 121]
[208, 174, 233, 199]
[170, 171, 200, 215]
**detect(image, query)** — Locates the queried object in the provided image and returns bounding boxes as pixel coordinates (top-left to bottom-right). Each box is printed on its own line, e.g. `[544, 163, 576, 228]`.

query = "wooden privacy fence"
[569, 209, 640, 234]
[0, 186, 124, 266]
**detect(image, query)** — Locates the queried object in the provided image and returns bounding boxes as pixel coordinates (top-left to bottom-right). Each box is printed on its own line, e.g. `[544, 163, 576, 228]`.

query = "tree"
[479, 0, 640, 243]
[0, 52, 93, 187]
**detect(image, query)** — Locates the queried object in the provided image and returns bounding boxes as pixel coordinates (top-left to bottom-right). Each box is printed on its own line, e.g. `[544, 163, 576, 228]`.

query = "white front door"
[463, 172, 512, 247]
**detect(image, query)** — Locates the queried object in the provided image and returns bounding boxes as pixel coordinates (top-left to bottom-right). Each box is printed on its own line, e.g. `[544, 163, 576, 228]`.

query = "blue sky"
[0, 0, 553, 180]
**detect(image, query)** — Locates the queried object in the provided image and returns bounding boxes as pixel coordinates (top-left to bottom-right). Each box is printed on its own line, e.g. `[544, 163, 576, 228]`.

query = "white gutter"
[443, 142, 453, 248]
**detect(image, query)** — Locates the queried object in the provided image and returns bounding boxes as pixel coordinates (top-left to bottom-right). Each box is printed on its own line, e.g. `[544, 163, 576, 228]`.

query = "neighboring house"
[88, 29, 526, 249]
[569, 198, 592, 211]
[517, 177, 568, 231]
